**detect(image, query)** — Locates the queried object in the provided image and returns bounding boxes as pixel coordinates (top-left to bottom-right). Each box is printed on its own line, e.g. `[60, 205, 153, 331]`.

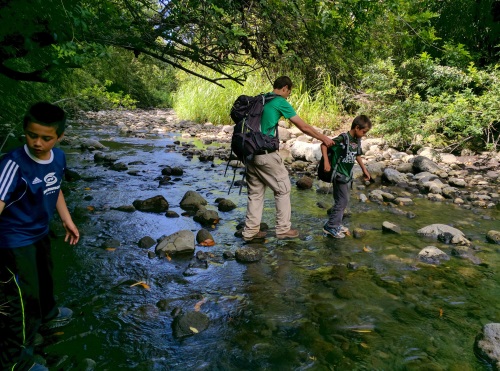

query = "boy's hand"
[363, 171, 371, 182]
[321, 135, 334, 147]
[62, 220, 80, 245]
[324, 164, 331, 172]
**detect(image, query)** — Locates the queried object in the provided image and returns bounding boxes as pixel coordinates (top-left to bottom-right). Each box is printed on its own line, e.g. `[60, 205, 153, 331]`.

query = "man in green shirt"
[242, 76, 334, 241]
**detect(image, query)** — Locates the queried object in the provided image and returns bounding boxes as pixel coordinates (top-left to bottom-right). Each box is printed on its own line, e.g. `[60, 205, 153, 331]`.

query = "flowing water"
[40, 119, 499, 370]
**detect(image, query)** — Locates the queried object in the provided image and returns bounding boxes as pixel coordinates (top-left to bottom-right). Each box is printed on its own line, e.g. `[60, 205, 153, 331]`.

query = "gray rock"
[101, 239, 120, 249]
[475, 323, 500, 369]
[417, 224, 470, 245]
[133, 195, 169, 213]
[217, 199, 237, 212]
[155, 230, 195, 256]
[235, 245, 263, 263]
[413, 155, 444, 174]
[382, 168, 408, 184]
[138, 236, 155, 249]
[382, 221, 401, 234]
[196, 229, 213, 244]
[418, 246, 450, 264]
[448, 177, 467, 188]
[180, 190, 207, 211]
[486, 230, 500, 245]
[193, 208, 219, 226]
[94, 151, 118, 163]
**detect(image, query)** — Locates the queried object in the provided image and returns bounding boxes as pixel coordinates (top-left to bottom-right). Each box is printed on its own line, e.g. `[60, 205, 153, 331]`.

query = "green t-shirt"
[328, 132, 362, 177]
[260, 94, 296, 136]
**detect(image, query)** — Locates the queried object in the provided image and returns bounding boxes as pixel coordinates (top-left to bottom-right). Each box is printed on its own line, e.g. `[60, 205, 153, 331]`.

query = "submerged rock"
[172, 311, 209, 338]
[418, 246, 450, 264]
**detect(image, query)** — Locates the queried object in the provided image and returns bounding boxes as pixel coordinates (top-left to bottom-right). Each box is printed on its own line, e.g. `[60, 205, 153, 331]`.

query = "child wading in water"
[321, 115, 372, 238]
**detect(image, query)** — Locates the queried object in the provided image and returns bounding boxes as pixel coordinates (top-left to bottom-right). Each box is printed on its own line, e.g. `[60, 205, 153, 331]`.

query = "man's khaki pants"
[242, 151, 291, 238]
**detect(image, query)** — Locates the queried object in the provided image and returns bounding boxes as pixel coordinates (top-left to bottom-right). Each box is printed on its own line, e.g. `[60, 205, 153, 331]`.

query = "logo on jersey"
[44, 172, 57, 186]
[43, 172, 60, 195]
[32, 177, 42, 184]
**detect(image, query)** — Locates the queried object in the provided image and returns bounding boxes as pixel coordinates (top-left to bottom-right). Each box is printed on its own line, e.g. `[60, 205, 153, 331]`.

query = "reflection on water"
[43, 121, 498, 370]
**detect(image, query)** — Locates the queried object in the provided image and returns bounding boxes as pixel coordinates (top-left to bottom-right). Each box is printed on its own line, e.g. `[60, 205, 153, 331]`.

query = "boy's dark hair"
[273, 76, 293, 90]
[351, 115, 372, 130]
[23, 102, 66, 137]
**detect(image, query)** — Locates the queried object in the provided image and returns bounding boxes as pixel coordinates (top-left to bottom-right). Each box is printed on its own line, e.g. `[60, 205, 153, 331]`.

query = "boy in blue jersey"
[0, 102, 80, 371]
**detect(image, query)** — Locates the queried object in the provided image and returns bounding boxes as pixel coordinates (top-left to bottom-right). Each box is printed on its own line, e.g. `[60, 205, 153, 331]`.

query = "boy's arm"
[289, 115, 334, 147]
[56, 190, 80, 245]
[321, 144, 331, 172]
[356, 156, 371, 181]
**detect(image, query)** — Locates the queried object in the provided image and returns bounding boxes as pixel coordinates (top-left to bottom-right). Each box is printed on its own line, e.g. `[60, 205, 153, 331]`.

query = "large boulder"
[412, 156, 442, 174]
[155, 230, 195, 256]
[290, 141, 322, 162]
[417, 224, 470, 245]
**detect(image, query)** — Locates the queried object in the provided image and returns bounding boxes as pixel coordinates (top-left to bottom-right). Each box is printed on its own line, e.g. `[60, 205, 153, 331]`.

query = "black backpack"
[317, 132, 359, 184]
[229, 93, 278, 164]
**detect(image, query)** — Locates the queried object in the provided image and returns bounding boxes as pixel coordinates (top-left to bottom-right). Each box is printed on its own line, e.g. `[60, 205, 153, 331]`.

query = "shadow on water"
[41, 121, 499, 370]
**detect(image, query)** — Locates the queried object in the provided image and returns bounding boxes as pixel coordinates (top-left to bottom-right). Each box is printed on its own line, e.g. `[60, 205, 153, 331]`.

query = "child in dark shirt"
[0, 102, 79, 371]
[321, 115, 372, 238]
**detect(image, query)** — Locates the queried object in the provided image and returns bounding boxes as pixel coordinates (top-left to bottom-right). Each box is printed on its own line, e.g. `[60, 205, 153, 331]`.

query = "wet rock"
[112, 205, 136, 212]
[475, 323, 500, 369]
[180, 190, 207, 211]
[235, 245, 263, 263]
[223, 251, 235, 260]
[296, 176, 313, 190]
[101, 239, 120, 249]
[486, 230, 500, 245]
[65, 168, 81, 182]
[138, 236, 155, 249]
[81, 139, 107, 151]
[383, 168, 408, 184]
[109, 162, 127, 171]
[133, 195, 169, 213]
[193, 208, 219, 226]
[93, 152, 118, 163]
[418, 246, 450, 264]
[172, 311, 209, 338]
[199, 152, 214, 162]
[393, 197, 413, 206]
[413, 156, 442, 174]
[196, 229, 213, 244]
[352, 228, 366, 239]
[171, 166, 184, 176]
[165, 210, 180, 218]
[158, 175, 171, 185]
[217, 199, 236, 212]
[448, 177, 467, 188]
[417, 224, 470, 245]
[155, 230, 195, 256]
[147, 251, 156, 259]
[382, 221, 401, 234]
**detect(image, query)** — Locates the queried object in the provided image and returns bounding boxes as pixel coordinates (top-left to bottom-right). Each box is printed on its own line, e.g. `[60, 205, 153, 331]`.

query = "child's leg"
[325, 182, 350, 229]
[0, 244, 43, 370]
[35, 236, 58, 321]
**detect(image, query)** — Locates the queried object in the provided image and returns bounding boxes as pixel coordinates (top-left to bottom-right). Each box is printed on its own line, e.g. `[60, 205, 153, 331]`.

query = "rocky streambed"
[33, 109, 500, 370]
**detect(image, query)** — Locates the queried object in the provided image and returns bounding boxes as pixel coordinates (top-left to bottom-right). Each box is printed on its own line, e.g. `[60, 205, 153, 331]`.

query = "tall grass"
[173, 68, 345, 129]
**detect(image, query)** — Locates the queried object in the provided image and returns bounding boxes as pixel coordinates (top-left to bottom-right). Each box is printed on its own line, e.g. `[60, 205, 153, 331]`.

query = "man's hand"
[321, 135, 334, 147]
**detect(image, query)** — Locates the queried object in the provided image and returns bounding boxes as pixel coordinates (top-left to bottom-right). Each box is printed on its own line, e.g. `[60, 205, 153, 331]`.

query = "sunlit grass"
[173, 67, 346, 130]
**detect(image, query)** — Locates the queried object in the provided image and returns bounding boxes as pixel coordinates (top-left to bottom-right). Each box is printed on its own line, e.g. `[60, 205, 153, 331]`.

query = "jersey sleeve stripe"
[0, 160, 19, 200]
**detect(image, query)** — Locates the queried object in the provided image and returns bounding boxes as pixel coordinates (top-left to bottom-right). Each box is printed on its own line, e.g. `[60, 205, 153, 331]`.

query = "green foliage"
[174, 67, 345, 129]
[359, 57, 500, 151]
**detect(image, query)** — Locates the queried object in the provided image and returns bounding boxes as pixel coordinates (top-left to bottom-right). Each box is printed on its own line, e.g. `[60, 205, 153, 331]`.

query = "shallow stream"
[43, 119, 499, 370]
